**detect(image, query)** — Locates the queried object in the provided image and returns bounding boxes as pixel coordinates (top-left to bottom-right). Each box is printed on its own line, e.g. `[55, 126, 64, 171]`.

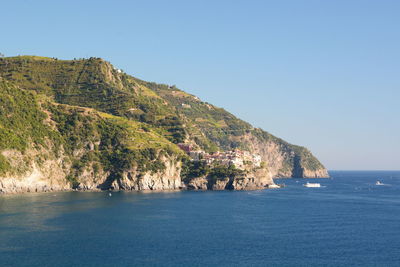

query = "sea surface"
[1, 171, 400, 267]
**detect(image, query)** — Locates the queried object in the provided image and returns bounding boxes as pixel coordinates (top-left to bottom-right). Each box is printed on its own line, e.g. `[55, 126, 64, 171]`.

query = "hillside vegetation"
[0, 56, 328, 192]
[0, 78, 184, 189]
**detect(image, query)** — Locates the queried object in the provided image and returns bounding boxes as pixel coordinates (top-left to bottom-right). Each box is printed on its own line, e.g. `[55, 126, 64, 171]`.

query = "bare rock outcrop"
[185, 167, 275, 191]
[186, 177, 208, 190]
[0, 149, 183, 194]
[231, 133, 329, 178]
[110, 158, 182, 191]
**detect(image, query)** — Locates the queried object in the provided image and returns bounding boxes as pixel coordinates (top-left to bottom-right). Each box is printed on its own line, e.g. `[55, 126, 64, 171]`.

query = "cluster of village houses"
[178, 143, 262, 170]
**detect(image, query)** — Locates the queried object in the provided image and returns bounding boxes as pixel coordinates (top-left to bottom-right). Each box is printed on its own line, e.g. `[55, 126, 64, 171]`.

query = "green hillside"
[0, 55, 327, 183]
[0, 78, 184, 186]
[0, 56, 186, 144]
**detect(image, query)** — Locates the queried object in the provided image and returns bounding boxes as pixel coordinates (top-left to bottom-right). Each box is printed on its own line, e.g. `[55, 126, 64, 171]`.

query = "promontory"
[0, 56, 329, 193]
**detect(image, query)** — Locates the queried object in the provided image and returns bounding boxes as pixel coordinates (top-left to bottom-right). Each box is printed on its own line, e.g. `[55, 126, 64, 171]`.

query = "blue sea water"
[1, 171, 400, 267]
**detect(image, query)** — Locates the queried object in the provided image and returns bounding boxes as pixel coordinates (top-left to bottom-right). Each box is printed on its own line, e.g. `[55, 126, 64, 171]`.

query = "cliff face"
[0, 79, 185, 193]
[185, 168, 274, 191]
[0, 148, 182, 194]
[232, 132, 329, 178]
[0, 56, 328, 194]
[146, 76, 329, 179]
[0, 152, 70, 194]
[109, 158, 182, 191]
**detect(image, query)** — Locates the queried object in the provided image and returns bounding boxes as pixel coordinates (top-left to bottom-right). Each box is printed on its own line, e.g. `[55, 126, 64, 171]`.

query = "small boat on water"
[304, 182, 321, 188]
[376, 181, 384, 186]
[268, 184, 281, 189]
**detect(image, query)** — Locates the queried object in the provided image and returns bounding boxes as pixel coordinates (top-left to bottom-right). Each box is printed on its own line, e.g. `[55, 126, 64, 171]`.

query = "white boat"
[268, 184, 280, 189]
[304, 182, 321, 188]
[376, 181, 384, 186]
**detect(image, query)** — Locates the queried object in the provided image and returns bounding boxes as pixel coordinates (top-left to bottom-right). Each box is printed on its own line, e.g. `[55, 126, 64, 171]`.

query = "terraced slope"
[0, 56, 328, 193]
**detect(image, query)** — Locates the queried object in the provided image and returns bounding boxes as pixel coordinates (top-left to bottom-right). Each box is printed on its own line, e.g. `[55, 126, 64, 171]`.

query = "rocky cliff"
[233, 131, 329, 178]
[186, 168, 274, 190]
[0, 56, 328, 193]
[0, 152, 182, 194]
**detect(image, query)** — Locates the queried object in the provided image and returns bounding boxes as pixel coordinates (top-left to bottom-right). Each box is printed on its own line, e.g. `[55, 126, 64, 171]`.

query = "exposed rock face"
[210, 178, 231, 190]
[0, 158, 70, 194]
[0, 148, 72, 194]
[110, 159, 182, 191]
[0, 166, 70, 194]
[186, 177, 208, 190]
[299, 168, 329, 178]
[75, 165, 109, 191]
[185, 168, 274, 191]
[231, 168, 273, 190]
[0, 149, 182, 194]
[232, 133, 329, 178]
[0, 146, 282, 193]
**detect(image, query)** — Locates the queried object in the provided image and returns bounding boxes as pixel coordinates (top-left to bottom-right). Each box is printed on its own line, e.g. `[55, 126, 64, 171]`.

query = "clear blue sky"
[1, 0, 399, 170]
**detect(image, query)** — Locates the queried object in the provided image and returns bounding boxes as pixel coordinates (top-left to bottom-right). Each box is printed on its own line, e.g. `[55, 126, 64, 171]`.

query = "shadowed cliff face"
[228, 131, 328, 178]
[0, 56, 328, 193]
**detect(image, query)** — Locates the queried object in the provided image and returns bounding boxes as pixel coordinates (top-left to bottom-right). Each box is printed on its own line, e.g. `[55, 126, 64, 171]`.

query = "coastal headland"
[0, 56, 328, 193]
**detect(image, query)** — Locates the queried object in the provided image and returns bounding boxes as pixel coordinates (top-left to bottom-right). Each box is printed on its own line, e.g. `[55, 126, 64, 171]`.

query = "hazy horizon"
[1, 0, 399, 170]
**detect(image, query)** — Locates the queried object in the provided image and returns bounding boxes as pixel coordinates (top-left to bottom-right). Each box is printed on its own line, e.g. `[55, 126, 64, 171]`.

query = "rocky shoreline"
[0, 155, 328, 194]
[0, 56, 329, 195]
[0, 181, 282, 195]
[0, 166, 283, 194]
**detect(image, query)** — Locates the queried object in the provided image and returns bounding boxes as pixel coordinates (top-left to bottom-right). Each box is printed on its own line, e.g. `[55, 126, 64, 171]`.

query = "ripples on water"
[1, 171, 400, 266]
